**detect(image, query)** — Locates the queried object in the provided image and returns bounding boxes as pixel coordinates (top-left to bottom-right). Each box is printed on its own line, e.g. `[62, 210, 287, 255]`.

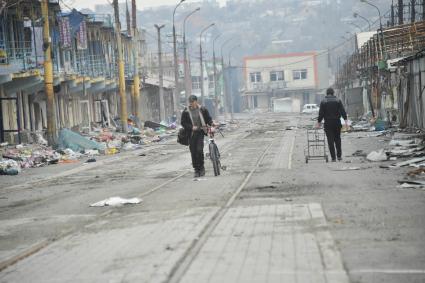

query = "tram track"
[0, 128, 257, 273]
[167, 136, 278, 283]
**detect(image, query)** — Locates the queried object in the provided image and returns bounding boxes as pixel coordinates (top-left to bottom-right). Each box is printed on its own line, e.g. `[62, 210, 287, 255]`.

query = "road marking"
[288, 134, 296, 170]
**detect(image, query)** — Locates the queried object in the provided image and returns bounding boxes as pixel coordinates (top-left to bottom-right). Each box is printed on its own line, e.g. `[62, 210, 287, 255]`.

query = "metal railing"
[0, 41, 40, 70]
[75, 53, 117, 79]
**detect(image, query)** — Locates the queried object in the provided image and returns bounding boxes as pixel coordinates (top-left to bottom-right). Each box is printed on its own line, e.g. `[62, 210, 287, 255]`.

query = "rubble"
[89, 197, 142, 207]
[367, 149, 388, 162]
[0, 121, 178, 176]
[0, 159, 21, 175]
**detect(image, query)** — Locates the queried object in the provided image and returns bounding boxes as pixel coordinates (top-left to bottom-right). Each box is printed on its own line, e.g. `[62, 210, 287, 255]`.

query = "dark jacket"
[181, 106, 213, 136]
[318, 95, 347, 124]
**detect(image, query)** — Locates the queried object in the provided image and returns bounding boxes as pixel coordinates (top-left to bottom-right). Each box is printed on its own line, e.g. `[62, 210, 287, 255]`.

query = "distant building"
[241, 51, 329, 112]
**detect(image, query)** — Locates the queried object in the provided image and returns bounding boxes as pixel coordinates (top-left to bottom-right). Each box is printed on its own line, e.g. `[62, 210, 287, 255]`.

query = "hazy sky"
[68, 0, 228, 11]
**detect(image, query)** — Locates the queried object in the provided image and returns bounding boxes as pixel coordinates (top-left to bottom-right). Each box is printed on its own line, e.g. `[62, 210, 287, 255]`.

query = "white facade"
[242, 51, 329, 112]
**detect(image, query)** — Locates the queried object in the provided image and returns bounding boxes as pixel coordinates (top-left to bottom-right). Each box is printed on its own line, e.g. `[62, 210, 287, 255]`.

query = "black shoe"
[200, 167, 205, 177]
[337, 157, 342, 161]
[331, 159, 336, 162]
[194, 171, 200, 178]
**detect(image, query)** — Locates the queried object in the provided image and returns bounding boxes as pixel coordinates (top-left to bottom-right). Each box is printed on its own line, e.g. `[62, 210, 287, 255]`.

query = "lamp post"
[220, 38, 233, 119]
[227, 44, 240, 120]
[212, 33, 221, 118]
[199, 23, 215, 104]
[360, 0, 384, 59]
[183, 7, 200, 100]
[155, 24, 166, 122]
[172, 0, 185, 117]
[353, 12, 371, 31]
[349, 22, 362, 32]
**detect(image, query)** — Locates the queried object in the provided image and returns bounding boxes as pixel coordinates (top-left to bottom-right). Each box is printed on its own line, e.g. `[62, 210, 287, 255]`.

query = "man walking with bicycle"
[181, 95, 213, 178]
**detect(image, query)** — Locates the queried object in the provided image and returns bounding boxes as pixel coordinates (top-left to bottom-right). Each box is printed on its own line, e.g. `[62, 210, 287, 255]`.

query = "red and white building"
[242, 51, 330, 112]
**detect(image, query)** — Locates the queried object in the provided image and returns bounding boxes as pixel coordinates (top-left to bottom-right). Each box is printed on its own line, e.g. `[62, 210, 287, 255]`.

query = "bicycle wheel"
[209, 143, 220, 176]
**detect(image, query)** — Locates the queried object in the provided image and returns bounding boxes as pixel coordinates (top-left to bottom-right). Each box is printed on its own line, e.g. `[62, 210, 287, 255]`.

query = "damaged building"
[0, 0, 176, 145]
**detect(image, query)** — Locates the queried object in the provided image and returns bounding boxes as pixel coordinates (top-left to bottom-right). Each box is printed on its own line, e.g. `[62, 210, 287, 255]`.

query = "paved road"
[0, 113, 424, 283]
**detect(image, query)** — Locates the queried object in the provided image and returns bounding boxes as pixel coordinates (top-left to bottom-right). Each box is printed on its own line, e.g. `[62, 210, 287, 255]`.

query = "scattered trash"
[398, 183, 424, 189]
[352, 150, 367, 157]
[0, 159, 20, 175]
[389, 139, 416, 146]
[193, 178, 207, 181]
[407, 168, 425, 176]
[86, 158, 96, 163]
[285, 198, 293, 202]
[367, 149, 388, 162]
[333, 166, 363, 171]
[139, 153, 146, 157]
[391, 157, 425, 168]
[57, 129, 104, 152]
[89, 197, 142, 207]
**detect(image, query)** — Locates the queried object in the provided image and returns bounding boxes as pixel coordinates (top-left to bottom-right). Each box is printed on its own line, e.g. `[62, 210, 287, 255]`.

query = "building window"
[270, 71, 284, 81]
[250, 72, 262, 83]
[208, 74, 215, 89]
[192, 76, 201, 89]
[292, 69, 307, 80]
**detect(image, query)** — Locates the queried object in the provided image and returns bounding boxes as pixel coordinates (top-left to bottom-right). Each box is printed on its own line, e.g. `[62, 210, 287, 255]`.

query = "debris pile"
[0, 120, 178, 176]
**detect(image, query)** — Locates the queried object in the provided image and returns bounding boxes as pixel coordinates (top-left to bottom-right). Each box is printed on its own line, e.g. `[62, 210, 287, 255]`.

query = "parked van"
[301, 104, 319, 114]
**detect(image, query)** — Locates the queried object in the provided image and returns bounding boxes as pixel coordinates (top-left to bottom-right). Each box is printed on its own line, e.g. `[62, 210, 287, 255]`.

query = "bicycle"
[207, 125, 223, 176]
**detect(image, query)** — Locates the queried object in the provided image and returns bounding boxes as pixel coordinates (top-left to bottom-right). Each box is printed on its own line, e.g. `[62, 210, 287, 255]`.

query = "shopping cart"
[304, 128, 329, 163]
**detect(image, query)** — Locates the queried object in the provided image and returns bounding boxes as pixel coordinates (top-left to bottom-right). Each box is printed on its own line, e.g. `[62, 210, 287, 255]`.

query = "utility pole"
[132, 0, 141, 124]
[126, 0, 131, 36]
[220, 38, 232, 120]
[398, 0, 404, 24]
[411, 0, 416, 23]
[221, 55, 228, 120]
[173, 0, 185, 119]
[199, 23, 215, 105]
[212, 34, 221, 119]
[183, 8, 200, 101]
[41, 0, 56, 145]
[155, 24, 166, 122]
[228, 45, 239, 121]
[113, 0, 128, 133]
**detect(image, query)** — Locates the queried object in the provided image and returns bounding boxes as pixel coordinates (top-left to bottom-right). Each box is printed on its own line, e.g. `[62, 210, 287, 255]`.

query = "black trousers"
[189, 131, 205, 172]
[324, 120, 342, 160]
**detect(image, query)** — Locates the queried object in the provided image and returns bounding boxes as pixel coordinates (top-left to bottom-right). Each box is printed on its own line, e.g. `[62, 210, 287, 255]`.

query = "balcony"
[250, 81, 287, 92]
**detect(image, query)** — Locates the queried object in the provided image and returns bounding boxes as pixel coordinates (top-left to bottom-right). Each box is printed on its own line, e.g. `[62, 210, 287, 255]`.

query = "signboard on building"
[76, 21, 87, 50]
[59, 17, 71, 48]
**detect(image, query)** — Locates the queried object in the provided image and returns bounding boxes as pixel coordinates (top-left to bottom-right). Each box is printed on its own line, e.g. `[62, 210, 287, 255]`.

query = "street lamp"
[227, 44, 240, 120]
[348, 22, 362, 32]
[353, 12, 371, 31]
[360, 0, 382, 30]
[228, 44, 240, 66]
[220, 38, 234, 118]
[183, 7, 200, 100]
[172, 0, 185, 117]
[154, 24, 166, 122]
[212, 33, 221, 118]
[199, 23, 215, 104]
[360, 0, 384, 59]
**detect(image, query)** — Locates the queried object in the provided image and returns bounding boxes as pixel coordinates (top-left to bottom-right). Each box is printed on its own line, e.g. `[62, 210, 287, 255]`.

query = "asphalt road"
[0, 113, 424, 283]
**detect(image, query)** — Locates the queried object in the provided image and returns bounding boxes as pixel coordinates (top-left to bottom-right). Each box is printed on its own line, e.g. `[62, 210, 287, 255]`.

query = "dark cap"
[326, 88, 335, 95]
[188, 95, 198, 102]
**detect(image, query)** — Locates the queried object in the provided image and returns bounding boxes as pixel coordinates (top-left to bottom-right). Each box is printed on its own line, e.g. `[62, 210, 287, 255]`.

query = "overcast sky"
[68, 0, 228, 11]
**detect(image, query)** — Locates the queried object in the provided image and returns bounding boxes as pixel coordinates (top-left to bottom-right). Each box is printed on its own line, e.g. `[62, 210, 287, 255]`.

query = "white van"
[301, 104, 319, 114]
